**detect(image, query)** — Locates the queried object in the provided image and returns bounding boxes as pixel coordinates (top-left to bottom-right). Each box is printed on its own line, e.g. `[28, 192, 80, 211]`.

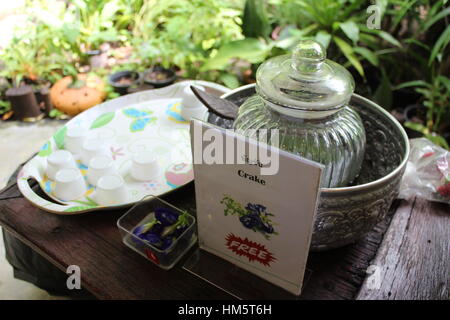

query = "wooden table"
[0, 163, 448, 300]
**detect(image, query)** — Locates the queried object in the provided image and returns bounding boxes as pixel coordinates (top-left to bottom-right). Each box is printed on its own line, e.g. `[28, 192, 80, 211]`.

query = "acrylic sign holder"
[183, 249, 313, 300]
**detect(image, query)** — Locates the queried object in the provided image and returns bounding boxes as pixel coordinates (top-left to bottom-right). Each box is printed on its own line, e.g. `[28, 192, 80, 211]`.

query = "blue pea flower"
[239, 213, 263, 229]
[132, 222, 154, 237]
[149, 222, 164, 235]
[158, 238, 173, 250]
[262, 223, 274, 234]
[245, 203, 267, 216]
[155, 207, 179, 226]
[142, 232, 162, 246]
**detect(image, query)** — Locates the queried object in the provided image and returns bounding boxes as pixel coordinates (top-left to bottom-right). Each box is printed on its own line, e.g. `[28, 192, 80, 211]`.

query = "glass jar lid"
[256, 40, 355, 115]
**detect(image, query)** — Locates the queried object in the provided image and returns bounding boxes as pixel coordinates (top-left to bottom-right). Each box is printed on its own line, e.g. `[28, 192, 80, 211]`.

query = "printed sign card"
[190, 120, 323, 295]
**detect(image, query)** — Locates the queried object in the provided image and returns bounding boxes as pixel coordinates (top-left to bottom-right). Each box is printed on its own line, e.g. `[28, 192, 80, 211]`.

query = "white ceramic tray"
[17, 81, 229, 214]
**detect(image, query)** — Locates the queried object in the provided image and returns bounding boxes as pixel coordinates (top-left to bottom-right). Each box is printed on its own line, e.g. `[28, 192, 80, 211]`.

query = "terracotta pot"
[50, 74, 106, 116]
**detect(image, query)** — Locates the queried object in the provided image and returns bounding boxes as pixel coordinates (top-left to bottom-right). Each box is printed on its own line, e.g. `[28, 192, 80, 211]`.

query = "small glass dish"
[117, 195, 197, 270]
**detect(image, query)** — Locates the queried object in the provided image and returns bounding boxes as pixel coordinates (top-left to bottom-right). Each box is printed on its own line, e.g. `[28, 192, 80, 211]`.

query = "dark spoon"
[190, 85, 238, 120]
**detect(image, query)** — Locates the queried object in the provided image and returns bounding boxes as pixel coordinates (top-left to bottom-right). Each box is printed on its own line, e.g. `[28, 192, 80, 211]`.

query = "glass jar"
[233, 40, 366, 188]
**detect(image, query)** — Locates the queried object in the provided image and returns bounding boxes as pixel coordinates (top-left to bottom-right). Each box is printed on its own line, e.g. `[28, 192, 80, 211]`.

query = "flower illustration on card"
[221, 195, 278, 240]
[110, 146, 125, 160]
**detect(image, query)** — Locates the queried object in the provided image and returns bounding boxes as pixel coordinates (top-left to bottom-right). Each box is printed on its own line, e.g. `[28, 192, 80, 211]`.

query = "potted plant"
[143, 65, 176, 88]
[108, 70, 142, 95]
[0, 26, 71, 119]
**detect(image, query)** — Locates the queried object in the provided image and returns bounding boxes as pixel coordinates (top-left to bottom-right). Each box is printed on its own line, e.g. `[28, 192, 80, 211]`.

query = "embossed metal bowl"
[208, 84, 410, 251]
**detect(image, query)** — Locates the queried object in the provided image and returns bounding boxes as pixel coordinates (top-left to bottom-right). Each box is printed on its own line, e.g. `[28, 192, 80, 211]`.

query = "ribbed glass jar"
[233, 95, 366, 188]
[232, 40, 366, 188]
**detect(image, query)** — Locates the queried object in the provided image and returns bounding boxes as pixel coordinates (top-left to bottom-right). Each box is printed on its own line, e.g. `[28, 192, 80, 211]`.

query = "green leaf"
[315, 31, 331, 49]
[377, 30, 402, 48]
[424, 133, 450, 150]
[219, 73, 240, 89]
[90, 112, 115, 129]
[333, 36, 364, 76]
[53, 126, 67, 149]
[242, 0, 271, 39]
[437, 76, 450, 92]
[423, 6, 450, 32]
[392, 0, 418, 30]
[64, 206, 97, 213]
[375, 0, 388, 17]
[201, 39, 268, 71]
[393, 80, 430, 90]
[404, 121, 427, 133]
[339, 20, 359, 43]
[61, 23, 80, 45]
[275, 24, 319, 49]
[38, 142, 52, 157]
[101, 1, 120, 21]
[373, 72, 392, 110]
[403, 38, 430, 51]
[354, 47, 379, 66]
[429, 25, 450, 64]
[362, 27, 401, 47]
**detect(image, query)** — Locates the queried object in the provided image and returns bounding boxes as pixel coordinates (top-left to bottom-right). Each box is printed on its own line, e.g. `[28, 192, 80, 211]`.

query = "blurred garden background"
[0, 0, 449, 148]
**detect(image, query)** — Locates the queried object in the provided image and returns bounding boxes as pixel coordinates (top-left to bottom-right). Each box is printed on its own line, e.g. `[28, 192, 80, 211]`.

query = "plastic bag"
[398, 138, 450, 204]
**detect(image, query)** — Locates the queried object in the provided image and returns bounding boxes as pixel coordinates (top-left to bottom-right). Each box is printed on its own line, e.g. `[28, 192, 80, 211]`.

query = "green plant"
[26, 0, 140, 67]
[396, 76, 450, 149]
[200, 0, 276, 85]
[0, 100, 11, 116]
[0, 23, 68, 86]
[271, 0, 402, 77]
[380, 1, 448, 77]
[373, 1, 449, 108]
[202, 0, 401, 90]
[48, 108, 67, 119]
[131, 0, 244, 80]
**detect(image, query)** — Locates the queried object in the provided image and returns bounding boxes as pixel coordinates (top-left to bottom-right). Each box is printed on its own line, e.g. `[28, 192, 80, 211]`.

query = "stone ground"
[0, 120, 67, 299]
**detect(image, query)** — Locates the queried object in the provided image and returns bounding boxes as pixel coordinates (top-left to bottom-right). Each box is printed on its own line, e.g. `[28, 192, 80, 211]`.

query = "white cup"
[131, 152, 160, 181]
[65, 126, 88, 155]
[81, 139, 110, 166]
[46, 150, 77, 180]
[87, 155, 116, 186]
[180, 85, 207, 121]
[95, 174, 128, 206]
[54, 168, 87, 201]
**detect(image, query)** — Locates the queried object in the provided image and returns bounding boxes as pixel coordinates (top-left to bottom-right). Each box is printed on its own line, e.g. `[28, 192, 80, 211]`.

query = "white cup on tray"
[95, 174, 129, 206]
[53, 168, 87, 201]
[46, 150, 78, 180]
[131, 152, 160, 181]
[87, 155, 117, 186]
[81, 139, 110, 166]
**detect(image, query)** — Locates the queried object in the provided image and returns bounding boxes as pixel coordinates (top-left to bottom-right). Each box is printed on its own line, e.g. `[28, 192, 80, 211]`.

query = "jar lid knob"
[291, 40, 326, 74]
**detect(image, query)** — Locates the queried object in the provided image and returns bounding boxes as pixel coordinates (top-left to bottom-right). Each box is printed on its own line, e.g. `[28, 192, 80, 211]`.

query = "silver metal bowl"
[208, 84, 410, 251]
